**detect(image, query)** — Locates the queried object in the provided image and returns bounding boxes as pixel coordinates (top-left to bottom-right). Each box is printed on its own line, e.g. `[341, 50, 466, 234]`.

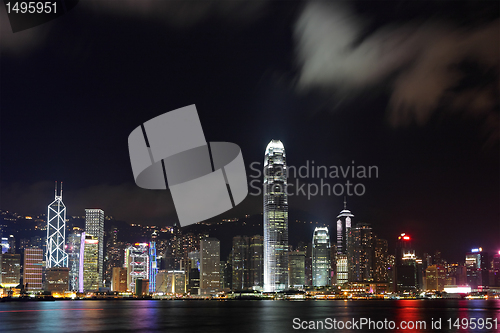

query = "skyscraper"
[83, 234, 99, 291]
[336, 199, 353, 285]
[0, 253, 21, 288]
[374, 238, 389, 282]
[465, 248, 489, 290]
[46, 182, 68, 268]
[200, 237, 220, 295]
[232, 235, 250, 290]
[312, 227, 331, 287]
[67, 229, 83, 291]
[395, 233, 417, 293]
[263, 139, 288, 292]
[288, 250, 306, 288]
[149, 241, 158, 293]
[249, 235, 264, 289]
[125, 243, 149, 292]
[349, 222, 374, 282]
[23, 248, 43, 291]
[85, 209, 104, 287]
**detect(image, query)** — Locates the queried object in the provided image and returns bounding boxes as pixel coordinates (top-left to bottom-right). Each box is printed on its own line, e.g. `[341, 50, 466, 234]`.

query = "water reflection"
[0, 300, 498, 333]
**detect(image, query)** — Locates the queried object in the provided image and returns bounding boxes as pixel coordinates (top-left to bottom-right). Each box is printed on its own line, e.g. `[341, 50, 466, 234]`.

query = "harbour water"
[0, 299, 499, 332]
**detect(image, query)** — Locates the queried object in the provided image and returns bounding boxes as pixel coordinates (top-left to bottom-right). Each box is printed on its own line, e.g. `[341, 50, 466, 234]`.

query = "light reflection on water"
[0, 300, 498, 333]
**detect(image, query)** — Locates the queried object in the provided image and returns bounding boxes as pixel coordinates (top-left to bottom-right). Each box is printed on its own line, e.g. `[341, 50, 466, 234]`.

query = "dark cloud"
[294, 1, 499, 142]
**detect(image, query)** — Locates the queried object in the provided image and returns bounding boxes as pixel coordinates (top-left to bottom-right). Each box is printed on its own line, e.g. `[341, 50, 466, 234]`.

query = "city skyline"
[1, 1, 498, 265]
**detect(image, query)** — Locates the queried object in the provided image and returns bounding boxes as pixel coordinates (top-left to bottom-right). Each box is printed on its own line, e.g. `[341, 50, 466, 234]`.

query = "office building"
[166, 270, 186, 294]
[232, 236, 250, 290]
[45, 267, 70, 292]
[349, 222, 374, 282]
[111, 267, 128, 292]
[336, 199, 353, 285]
[46, 182, 68, 268]
[395, 233, 417, 293]
[149, 241, 158, 293]
[135, 278, 149, 296]
[312, 227, 331, 287]
[425, 265, 446, 291]
[263, 139, 288, 292]
[288, 250, 306, 288]
[374, 238, 388, 282]
[83, 234, 99, 291]
[23, 248, 44, 291]
[0, 253, 21, 288]
[125, 243, 149, 292]
[85, 209, 104, 287]
[249, 235, 264, 289]
[465, 248, 489, 290]
[200, 237, 220, 295]
[67, 230, 83, 291]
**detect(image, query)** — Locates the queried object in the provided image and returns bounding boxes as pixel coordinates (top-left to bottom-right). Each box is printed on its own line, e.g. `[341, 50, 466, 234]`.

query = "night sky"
[1, 1, 498, 262]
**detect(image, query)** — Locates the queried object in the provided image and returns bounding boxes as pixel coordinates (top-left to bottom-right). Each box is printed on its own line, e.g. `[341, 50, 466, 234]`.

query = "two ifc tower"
[263, 139, 354, 292]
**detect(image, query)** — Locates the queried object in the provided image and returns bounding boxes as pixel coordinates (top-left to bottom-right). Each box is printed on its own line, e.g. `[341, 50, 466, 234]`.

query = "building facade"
[0, 253, 21, 288]
[67, 230, 83, 291]
[263, 139, 288, 292]
[125, 243, 149, 292]
[83, 234, 99, 291]
[111, 267, 128, 292]
[46, 182, 68, 268]
[45, 267, 70, 292]
[312, 227, 331, 287]
[249, 235, 263, 290]
[349, 222, 374, 282]
[85, 209, 104, 288]
[200, 238, 220, 295]
[336, 200, 353, 285]
[23, 248, 43, 291]
[288, 250, 306, 288]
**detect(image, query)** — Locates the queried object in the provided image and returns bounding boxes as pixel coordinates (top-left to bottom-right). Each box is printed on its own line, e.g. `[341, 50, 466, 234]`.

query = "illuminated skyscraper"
[349, 222, 374, 282]
[83, 234, 99, 291]
[336, 199, 353, 285]
[67, 229, 83, 291]
[23, 248, 43, 291]
[200, 237, 220, 295]
[395, 233, 417, 293]
[0, 253, 21, 288]
[125, 243, 149, 292]
[85, 209, 104, 287]
[263, 139, 288, 292]
[336, 198, 353, 256]
[232, 235, 250, 290]
[374, 238, 388, 282]
[288, 250, 306, 288]
[312, 227, 331, 287]
[46, 182, 68, 268]
[249, 235, 264, 289]
[149, 241, 158, 292]
[465, 248, 489, 290]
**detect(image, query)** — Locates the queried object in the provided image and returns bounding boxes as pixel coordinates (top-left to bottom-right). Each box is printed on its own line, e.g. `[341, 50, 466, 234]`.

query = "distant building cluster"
[0, 143, 499, 299]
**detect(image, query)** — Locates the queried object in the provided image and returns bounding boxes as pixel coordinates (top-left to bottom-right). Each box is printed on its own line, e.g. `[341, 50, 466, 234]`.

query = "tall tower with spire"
[336, 197, 353, 285]
[46, 182, 68, 268]
[263, 139, 288, 292]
